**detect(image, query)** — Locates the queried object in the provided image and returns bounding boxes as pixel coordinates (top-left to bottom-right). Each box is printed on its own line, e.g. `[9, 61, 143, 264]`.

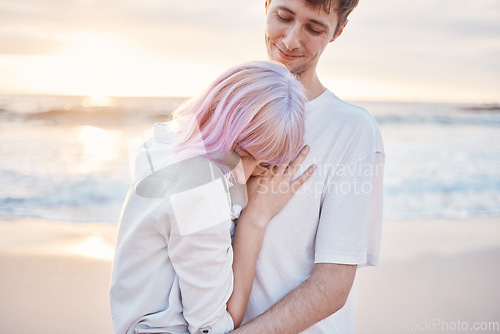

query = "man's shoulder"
[312, 90, 375, 123]
[308, 90, 380, 135]
[307, 90, 384, 156]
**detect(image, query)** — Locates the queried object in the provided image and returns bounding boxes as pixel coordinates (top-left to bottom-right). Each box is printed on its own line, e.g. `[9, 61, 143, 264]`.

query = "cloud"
[0, 0, 498, 101]
[101, 1, 267, 64]
[0, 30, 61, 55]
[0, 0, 267, 63]
[319, 0, 500, 101]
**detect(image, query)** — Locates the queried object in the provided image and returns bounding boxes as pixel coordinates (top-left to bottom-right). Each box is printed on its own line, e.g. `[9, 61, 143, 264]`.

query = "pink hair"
[172, 61, 306, 165]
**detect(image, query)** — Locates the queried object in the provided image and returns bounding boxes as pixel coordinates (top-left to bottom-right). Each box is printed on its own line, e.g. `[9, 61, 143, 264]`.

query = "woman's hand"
[228, 145, 315, 326]
[244, 145, 316, 225]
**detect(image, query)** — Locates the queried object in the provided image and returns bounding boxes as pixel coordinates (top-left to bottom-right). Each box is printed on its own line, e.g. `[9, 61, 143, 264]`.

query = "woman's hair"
[171, 61, 306, 166]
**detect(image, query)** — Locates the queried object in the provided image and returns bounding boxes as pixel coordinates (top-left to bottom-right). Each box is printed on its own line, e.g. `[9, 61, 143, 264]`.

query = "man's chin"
[282, 62, 304, 76]
[270, 54, 294, 70]
[270, 55, 299, 73]
[284, 61, 311, 77]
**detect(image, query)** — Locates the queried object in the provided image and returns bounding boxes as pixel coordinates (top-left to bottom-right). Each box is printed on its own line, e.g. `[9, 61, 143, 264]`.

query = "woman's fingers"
[291, 164, 316, 192]
[244, 145, 316, 222]
[271, 145, 311, 177]
[273, 162, 289, 175]
[284, 145, 310, 177]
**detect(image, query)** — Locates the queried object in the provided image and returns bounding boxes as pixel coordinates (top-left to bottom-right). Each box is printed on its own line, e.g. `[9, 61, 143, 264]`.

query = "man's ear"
[330, 19, 348, 43]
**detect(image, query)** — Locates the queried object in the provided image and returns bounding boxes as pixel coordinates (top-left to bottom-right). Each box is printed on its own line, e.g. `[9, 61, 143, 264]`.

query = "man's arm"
[232, 263, 356, 333]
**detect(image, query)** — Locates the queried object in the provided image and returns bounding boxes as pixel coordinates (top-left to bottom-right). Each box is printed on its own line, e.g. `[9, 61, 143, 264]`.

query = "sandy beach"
[1, 218, 499, 334]
[356, 218, 500, 333]
[0, 220, 116, 334]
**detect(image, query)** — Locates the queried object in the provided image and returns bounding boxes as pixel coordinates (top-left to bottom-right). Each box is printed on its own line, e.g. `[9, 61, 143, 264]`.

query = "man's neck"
[297, 71, 326, 101]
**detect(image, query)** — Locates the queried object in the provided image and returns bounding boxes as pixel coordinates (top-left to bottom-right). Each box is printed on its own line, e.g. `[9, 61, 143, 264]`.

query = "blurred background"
[0, 0, 499, 333]
[0, 0, 498, 222]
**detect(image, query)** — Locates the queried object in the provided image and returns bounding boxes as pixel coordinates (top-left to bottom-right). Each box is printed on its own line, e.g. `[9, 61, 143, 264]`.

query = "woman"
[110, 61, 316, 334]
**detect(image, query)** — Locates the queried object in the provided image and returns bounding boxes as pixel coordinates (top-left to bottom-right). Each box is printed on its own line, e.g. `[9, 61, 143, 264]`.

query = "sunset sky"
[0, 0, 499, 102]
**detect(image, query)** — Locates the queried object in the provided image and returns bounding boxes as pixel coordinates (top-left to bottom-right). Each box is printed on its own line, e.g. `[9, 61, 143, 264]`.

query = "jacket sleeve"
[163, 176, 235, 334]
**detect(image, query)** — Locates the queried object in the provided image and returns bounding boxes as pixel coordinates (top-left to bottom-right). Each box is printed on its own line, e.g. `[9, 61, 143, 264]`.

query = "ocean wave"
[0, 95, 187, 125]
[0, 177, 129, 222]
[1, 96, 499, 222]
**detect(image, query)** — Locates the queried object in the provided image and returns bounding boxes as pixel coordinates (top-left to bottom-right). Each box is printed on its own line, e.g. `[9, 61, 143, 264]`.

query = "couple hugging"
[110, 1, 385, 333]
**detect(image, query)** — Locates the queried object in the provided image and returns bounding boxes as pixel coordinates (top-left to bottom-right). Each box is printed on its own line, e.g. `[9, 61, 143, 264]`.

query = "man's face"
[265, 0, 341, 78]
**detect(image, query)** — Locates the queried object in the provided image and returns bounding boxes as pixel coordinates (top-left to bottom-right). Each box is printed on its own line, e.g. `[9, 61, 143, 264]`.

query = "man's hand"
[232, 263, 356, 333]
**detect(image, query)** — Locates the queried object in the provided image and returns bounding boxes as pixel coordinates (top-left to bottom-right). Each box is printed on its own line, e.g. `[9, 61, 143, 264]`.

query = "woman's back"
[111, 123, 235, 334]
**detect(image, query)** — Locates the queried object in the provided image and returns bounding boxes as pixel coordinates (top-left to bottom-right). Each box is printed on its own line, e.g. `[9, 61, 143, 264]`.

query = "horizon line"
[0, 92, 497, 106]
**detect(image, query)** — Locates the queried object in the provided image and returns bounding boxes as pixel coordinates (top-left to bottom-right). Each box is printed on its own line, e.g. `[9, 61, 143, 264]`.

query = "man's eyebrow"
[276, 6, 295, 15]
[276, 6, 329, 30]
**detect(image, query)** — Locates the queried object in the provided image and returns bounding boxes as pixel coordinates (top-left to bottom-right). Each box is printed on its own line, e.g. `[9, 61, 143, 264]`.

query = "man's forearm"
[232, 263, 356, 333]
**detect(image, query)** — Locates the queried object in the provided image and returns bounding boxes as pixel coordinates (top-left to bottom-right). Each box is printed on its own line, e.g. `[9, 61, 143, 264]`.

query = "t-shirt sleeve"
[314, 150, 385, 267]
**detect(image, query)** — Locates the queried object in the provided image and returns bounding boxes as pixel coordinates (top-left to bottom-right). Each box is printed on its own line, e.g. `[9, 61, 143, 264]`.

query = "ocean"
[0, 94, 499, 222]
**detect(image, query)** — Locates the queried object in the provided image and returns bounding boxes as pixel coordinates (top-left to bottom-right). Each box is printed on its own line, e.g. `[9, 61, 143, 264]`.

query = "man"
[233, 0, 385, 333]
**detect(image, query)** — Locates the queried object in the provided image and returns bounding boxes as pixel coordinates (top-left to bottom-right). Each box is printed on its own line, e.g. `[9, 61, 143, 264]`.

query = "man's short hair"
[266, 0, 359, 34]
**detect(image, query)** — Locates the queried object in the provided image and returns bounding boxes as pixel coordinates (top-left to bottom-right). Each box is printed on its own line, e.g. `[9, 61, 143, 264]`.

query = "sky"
[0, 0, 499, 103]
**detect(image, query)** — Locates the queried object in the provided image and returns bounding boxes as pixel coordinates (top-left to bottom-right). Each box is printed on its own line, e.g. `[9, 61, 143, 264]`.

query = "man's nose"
[282, 24, 301, 50]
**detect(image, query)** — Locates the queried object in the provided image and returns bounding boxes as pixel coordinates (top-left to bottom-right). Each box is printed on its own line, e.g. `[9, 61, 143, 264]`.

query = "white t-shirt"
[242, 90, 385, 333]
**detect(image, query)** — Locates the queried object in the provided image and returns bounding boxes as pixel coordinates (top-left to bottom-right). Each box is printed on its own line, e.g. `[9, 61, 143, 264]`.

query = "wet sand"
[1, 218, 499, 334]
